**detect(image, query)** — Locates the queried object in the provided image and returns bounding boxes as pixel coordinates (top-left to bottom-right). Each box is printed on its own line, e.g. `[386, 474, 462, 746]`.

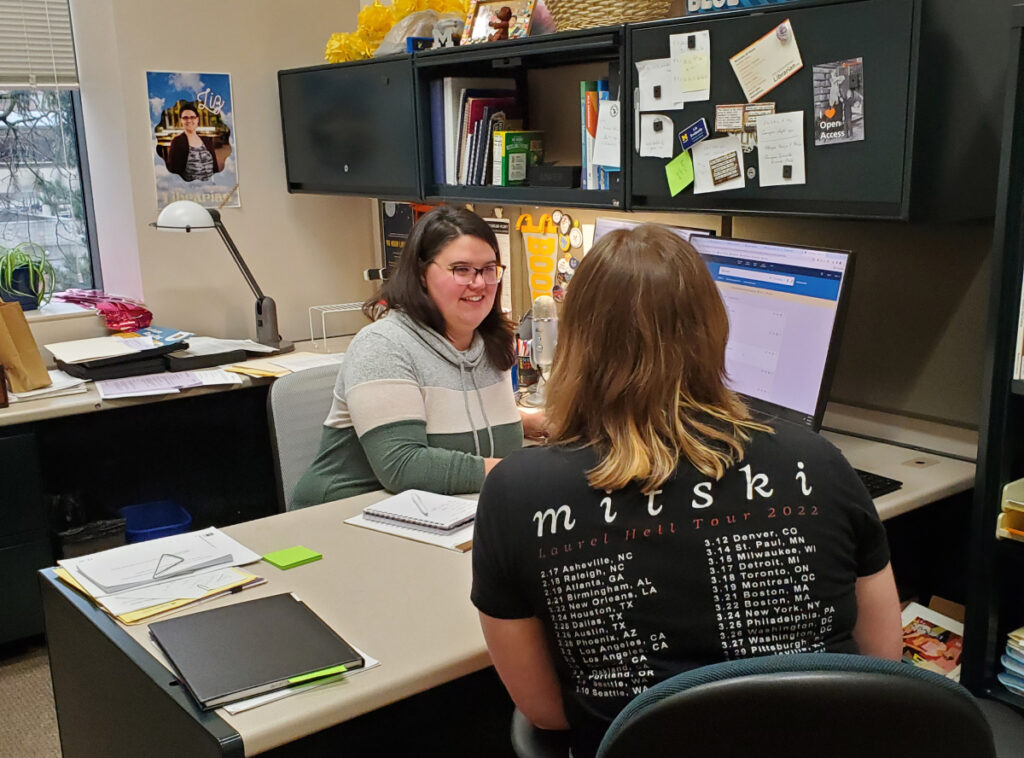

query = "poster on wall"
[147, 71, 240, 210]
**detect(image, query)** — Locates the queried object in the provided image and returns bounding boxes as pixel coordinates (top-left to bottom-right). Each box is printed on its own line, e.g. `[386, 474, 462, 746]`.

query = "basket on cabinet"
[544, 0, 673, 31]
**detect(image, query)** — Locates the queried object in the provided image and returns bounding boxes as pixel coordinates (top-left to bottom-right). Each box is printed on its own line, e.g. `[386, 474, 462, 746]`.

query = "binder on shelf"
[149, 592, 364, 710]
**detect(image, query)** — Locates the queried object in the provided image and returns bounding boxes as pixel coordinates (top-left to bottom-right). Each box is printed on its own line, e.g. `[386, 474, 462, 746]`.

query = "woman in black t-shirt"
[471, 224, 902, 758]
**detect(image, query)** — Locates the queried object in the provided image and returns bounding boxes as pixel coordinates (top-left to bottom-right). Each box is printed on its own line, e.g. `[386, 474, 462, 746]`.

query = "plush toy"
[488, 6, 512, 42]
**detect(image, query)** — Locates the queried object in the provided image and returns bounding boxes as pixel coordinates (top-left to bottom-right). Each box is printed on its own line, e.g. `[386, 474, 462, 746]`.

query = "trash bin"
[118, 501, 192, 543]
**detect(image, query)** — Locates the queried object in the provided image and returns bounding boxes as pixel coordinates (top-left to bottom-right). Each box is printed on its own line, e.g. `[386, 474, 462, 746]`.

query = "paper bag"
[0, 301, 52, 393]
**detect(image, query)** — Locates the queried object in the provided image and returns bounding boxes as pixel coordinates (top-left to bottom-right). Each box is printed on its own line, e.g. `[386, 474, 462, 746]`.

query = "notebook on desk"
[363, 489, 477, 532]
[149, 592, 364, 710]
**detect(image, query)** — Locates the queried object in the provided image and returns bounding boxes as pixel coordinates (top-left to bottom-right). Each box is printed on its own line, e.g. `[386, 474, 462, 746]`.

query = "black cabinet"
[962, 3, 1024, 714]
[279, 56, 420, 199]
[0, 433, 51, 644]
[629, 0, 917, 218]
[276, 0, 1005, 220]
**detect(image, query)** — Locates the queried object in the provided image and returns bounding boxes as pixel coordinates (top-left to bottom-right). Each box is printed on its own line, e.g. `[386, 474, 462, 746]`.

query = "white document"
[635, 58, 686, 112]
[45, 336, 139, 364]
[670, 30, 711, 101]
[96, 372, 201, 399]
[590, 100, 622, 169]
[58, 527, 261, 597]
[266, 351, 344, 372]
[639, 114, 675, 158]
[118, 337, 157, 351]
[692, 134, 745, 194]
[193, 368, 245, 386]
[98, 566, 253, 616]
[9, 369, 86, 402]
[729, 19, 803, 103]
[756, 111, 806, 187]
[184, 336, 277, 354]
[222, 647, 381, 714]
[345, 513, 475, 553]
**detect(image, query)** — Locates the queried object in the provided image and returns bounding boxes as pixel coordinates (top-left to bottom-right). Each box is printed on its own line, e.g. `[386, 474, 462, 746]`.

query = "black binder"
[56, 341, 186, 381]
[149, 593, 364, 709]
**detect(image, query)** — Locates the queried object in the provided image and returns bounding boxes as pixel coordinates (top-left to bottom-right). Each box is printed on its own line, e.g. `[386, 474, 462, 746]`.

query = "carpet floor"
[0, 639, 61, 758]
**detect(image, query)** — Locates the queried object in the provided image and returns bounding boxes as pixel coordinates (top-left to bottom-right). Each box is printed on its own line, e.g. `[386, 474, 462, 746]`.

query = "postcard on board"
[729, 19, 803, 103]
[756, 111, 806, 187]
[813, 57, 865, 146]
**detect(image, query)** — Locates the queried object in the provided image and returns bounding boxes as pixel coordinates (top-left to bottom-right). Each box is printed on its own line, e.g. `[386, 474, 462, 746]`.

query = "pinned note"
[670, 29, 711, 102]
[590, 100, 622, 168]
[692, 134, 745, 194]
[756, 111, 806, 186]
[640, 114, 675, 158]
[635, 58, 686, 112]
[665, 151, 694, 196]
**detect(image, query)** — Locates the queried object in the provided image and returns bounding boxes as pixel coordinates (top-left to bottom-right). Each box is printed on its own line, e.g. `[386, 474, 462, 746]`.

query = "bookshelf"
[962, 3, 1024, 714]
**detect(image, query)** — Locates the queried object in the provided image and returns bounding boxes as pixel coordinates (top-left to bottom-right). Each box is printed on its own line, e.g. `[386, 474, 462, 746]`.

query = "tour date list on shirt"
[529, 458, 838, 700]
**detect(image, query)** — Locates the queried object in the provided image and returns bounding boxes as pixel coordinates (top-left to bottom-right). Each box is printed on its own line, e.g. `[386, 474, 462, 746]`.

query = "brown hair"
[364, 205, 515, 371]
[546, 224, 770, 493]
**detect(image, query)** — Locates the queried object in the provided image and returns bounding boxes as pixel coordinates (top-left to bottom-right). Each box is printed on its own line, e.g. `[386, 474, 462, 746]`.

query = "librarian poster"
[147, 71, 240, 210]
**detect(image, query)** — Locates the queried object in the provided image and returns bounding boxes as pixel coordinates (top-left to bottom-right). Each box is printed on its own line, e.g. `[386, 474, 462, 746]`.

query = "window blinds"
[0, 0, 78, 88]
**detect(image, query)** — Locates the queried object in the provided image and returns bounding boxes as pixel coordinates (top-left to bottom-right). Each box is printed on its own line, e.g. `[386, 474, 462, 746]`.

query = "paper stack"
[228, 351, 343, 378]
[56, 527, 264, 624]
[9, 369, 87, 403]
[95, 368, 243, 399]
[998, 627, 1024, 696]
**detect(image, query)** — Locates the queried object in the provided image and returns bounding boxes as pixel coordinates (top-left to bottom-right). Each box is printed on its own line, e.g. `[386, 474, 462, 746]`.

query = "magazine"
[900, 602, 964, 681]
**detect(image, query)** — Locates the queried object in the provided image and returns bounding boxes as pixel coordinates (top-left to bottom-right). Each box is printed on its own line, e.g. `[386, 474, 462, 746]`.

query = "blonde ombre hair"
[546, 224, 771, 493]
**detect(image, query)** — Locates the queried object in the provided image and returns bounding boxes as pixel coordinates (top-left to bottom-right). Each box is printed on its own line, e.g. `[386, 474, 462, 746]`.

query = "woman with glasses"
[471, 224, 902, 758]
[292, 205, 542, 508]
[165, 104, 223, 182]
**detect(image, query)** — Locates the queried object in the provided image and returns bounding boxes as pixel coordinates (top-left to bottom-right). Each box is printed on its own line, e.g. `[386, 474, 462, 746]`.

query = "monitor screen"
[592, 217, 714, 243]
[688, 236, 853, 430]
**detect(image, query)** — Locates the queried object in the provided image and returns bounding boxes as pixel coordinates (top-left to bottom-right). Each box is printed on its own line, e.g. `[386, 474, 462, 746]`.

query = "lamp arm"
[214, 220, 265, 301]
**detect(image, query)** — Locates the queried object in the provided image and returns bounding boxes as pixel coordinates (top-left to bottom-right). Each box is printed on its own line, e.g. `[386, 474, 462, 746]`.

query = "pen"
[411, 493, 429, 516]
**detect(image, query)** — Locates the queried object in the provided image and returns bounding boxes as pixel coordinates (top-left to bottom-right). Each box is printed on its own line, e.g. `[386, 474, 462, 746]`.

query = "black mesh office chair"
[512, 653, 1000, 758]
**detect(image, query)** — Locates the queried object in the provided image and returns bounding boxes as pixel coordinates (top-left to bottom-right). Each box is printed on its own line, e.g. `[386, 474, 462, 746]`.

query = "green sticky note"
[289, 664, 347, 684]
[666, 150, 694, 196]
[263, 545, 322, 569]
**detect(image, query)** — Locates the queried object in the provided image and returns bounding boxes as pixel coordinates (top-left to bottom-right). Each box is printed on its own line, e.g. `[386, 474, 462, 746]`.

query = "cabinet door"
[629, 0, 916, 218]
[0, 433, 45, 537]
[279, 57, 420, 199]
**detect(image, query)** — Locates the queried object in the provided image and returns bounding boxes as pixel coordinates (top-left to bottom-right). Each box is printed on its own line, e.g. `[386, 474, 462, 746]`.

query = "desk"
[40, 418, 978, 757]
[1, 338, 350, 645]
[41, 491, 492, 758]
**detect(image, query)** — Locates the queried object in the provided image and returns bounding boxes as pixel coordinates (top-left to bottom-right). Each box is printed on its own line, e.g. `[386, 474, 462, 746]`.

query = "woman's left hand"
[519, 408, 550, 441]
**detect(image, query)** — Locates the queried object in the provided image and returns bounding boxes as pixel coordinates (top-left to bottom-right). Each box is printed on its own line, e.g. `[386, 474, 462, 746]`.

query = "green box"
[492, 130, 544, 186]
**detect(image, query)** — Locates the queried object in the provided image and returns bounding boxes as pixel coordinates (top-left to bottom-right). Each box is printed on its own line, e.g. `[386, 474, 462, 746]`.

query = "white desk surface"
[0, 335, 352, 428]
[118, 491, 488, 756]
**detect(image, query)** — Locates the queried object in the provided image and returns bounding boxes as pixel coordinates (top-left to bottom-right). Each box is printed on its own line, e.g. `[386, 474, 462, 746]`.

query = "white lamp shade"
[154, 200, 216, 232]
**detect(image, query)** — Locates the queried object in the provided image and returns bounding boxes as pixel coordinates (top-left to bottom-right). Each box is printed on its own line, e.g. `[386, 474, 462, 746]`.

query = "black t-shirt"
[471, 423, 890, 758]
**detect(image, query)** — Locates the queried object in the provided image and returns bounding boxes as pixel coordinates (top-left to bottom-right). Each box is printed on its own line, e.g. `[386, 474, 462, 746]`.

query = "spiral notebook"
[362, 490, 477, 532]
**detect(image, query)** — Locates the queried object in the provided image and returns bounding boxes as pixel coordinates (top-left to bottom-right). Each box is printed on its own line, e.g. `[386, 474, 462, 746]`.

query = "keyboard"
[854, 469, 903, 499]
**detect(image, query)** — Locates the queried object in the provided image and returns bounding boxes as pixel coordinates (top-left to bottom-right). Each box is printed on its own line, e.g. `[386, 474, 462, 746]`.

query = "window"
[0, 0, 98, 291]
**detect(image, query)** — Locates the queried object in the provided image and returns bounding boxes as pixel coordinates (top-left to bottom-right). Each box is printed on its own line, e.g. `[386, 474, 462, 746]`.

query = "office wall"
[73, 0, 378, 341]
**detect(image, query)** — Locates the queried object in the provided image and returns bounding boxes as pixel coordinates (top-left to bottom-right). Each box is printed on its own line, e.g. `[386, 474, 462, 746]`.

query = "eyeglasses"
[181, 115, 198, 121]
[436, 262, 506, 285]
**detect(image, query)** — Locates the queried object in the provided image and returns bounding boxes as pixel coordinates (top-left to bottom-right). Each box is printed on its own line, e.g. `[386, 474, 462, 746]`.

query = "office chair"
[266, 362, 341, 511]
[511, 653, 998, 758]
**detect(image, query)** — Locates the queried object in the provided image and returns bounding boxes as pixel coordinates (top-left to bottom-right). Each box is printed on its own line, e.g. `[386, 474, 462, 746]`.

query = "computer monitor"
[688, 236, 853, 430]
[592, 217, 714, 244]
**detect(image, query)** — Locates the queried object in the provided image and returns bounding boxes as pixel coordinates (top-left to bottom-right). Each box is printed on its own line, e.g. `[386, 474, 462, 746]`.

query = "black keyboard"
[854, 469, 903, 499]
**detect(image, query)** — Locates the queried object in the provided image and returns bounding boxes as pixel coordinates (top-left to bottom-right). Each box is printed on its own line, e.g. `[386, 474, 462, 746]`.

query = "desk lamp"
[152, 201, 293, 353]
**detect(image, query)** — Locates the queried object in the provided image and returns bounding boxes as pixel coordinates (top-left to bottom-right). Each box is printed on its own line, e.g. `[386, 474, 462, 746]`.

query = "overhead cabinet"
[277, 0, 1004, 220]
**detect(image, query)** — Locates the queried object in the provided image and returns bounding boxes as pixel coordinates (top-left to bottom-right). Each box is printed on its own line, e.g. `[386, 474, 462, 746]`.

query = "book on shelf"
[149, 592, 364, 710]
[900, 601, 964, 681]
[362, 489, 477, 532]
[458, 95, 519, 185]
[440, 77, 516, 184]
[580, 80, 597, 189]
[493, 130, 544, 186]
